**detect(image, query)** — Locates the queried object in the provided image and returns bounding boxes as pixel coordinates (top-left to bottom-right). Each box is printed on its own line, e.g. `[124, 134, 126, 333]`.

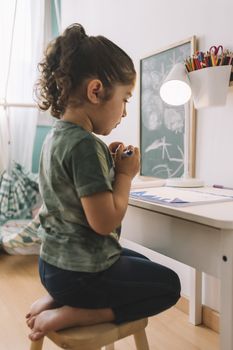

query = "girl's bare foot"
[26, 294, 58, 328]
[26, 294, 57, 318]
[29, 306, 115, 341]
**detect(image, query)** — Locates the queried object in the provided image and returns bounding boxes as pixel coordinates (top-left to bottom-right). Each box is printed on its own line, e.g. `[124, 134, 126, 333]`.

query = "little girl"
[26, 23, 181, 341]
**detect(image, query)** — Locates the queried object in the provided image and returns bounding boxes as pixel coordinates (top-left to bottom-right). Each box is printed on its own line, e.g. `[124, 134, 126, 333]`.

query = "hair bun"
[63, 23, 87, 41]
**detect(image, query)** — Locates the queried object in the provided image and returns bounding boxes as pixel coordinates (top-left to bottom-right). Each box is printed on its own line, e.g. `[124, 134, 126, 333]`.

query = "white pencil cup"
[188, 65, 231, 109]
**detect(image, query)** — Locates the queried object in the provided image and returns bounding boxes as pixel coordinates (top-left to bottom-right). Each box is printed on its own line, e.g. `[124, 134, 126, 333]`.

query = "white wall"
[61, 0, 233, 311]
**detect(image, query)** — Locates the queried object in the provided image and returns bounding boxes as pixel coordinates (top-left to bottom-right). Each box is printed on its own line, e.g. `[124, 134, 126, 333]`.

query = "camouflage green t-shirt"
[38, 120, 122, 272]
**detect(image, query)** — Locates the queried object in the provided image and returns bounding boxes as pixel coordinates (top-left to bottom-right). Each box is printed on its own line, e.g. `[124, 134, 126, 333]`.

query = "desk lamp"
[160, 62, 231, 187]
[160, 63, 204, 187]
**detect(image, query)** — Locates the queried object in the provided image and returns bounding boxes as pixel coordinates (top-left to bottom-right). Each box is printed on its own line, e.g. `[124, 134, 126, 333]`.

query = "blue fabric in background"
[0, 163, 39, 224]
[32, 126, 51, 173]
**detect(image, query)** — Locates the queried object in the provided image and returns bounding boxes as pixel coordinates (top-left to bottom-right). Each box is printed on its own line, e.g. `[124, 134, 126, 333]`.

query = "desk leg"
[220, 229, 233, 350]
[189, 268, 202, 325]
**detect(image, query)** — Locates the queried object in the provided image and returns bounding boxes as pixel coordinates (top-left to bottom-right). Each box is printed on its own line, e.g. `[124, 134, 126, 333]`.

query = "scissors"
[209, 45, 223, 55]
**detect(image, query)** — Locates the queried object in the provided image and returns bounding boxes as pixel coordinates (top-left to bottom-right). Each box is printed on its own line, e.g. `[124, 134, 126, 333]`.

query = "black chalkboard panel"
[140, 37, 196, 179]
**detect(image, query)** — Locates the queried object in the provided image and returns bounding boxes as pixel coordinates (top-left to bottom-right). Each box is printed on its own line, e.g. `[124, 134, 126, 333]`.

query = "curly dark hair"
[35, 23, 136, 118]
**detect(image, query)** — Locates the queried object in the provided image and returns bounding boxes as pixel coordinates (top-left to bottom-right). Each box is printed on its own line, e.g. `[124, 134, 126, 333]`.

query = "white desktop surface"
[122, 189, 233, 350]
[129, 196, 233, 229]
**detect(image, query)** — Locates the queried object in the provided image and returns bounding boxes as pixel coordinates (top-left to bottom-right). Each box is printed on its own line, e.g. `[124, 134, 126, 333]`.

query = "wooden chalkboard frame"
[140, 36, 196, 179]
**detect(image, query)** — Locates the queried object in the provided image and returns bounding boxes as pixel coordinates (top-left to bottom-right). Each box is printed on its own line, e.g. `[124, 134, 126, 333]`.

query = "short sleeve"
[69, 136, 114, 198]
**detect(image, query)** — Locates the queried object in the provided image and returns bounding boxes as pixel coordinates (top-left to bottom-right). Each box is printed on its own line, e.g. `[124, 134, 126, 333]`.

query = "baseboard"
[175, 296, 219, 333]
[175, 295, 189, 314]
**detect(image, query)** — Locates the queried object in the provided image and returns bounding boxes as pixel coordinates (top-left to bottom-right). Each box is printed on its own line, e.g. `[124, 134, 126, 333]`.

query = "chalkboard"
[140, 37, 196, 179]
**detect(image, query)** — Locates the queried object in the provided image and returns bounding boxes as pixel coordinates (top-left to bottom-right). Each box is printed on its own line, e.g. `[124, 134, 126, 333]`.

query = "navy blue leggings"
[39, 248, 181, 324]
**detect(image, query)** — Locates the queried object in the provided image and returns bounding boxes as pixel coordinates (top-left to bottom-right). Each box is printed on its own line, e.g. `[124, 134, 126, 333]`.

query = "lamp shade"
[160, 63, 191, 106]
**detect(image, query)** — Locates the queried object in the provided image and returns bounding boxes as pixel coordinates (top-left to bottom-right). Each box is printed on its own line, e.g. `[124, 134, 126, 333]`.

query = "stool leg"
[105, 343, 115, 350]
[30, 337, 44, 350]
[134, 329, 149, 350]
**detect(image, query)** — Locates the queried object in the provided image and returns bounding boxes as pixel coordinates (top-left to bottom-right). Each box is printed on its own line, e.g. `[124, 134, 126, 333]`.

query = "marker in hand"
[121, 149, 133, 158]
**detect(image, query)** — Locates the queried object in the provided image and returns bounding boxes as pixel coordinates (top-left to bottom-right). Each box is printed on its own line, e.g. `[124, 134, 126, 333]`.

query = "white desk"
[122, 195, 233, 350]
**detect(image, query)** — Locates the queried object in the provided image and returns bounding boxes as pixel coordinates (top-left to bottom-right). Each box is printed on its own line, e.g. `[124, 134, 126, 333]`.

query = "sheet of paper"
[130, 186, 233, 207]
[131, 176, 166, 189]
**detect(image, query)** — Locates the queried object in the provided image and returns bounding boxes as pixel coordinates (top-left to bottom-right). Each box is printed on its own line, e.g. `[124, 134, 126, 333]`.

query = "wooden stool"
[30, 317, 149, 350]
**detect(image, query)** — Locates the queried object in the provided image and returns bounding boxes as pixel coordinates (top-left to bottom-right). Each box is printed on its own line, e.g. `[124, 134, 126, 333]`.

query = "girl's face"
[93, 83, 135, 135]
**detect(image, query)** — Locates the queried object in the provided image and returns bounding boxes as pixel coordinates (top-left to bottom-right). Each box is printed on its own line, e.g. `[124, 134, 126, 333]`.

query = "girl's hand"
[114, 144, 140, 179]
[108, 141, 125, 157]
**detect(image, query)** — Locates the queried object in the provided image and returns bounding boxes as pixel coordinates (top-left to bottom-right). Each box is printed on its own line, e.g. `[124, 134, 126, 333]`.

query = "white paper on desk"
[130, 186, 233, 206]
[131, 176, 166, 189]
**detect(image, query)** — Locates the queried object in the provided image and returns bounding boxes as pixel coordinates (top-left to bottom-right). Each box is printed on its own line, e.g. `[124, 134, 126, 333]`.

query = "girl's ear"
[87, 79, 103, 104]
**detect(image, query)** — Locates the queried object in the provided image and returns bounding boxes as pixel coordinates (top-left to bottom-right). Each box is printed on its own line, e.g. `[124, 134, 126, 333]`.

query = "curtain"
[0, 107, 9, 175]
[0, 0, 45, 172]
[0, 0, 46, 223]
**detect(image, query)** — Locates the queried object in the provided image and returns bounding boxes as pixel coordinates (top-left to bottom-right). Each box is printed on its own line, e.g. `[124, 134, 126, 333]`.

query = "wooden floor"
[0, 254, 219, 350]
